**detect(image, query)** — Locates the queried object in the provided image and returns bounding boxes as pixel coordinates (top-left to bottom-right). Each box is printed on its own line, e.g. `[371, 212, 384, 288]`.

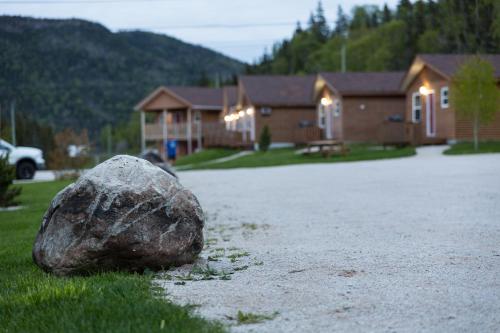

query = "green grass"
[0, 181, 225, 333]
[175, 148, 239, 167]
[444, 141, 500, 155]
[182, 145, 416, 170]
[235, 311, 279, 325]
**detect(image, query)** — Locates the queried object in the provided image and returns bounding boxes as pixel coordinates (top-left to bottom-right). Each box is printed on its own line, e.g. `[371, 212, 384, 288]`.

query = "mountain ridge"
[0, 15, 244, 133]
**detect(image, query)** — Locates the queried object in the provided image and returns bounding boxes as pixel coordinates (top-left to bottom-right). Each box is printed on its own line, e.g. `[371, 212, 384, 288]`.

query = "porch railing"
[144, 122, 322, 146]
[144, 123, 196, 141]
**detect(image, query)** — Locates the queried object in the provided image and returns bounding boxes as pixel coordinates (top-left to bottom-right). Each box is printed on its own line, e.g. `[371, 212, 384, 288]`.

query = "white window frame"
[260, 107, 272, 116]
[317, 104, 326, 128]
[440, 86, 449, 109]
[412, 92, 422, 123]
[334, 100, 341, 117]
[426, 89, 436, 137]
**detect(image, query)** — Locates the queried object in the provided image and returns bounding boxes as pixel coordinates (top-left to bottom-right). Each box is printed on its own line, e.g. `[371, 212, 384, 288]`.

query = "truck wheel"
[17, 160, 36, 180]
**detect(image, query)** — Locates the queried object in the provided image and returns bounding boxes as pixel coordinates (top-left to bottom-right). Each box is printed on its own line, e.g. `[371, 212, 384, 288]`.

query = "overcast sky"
[1, 0, 400, 63]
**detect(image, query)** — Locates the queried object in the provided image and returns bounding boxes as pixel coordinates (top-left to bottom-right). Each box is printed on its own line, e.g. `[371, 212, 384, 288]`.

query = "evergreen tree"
[294, 21, 303, 35]
[350, 6, 370, 30]
[413, 0, 427, 38]
[0, 154, 21, 207]
[396, 0, 415, 67]
[309, 1, 330, 42]
[369, 8, 381, 28]
[197, 70, 211, 87]
[259, 125, 271, 152]
[382, 4, 392, 24]
[334, 5, 349, 36]
[396, 0, 413, 21]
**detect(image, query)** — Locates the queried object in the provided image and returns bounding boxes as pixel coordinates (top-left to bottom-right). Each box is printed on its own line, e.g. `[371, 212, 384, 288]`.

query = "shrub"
[48, 128, 91, 170]
[259, 125, 271, 152]
[0, 154, 21, 207]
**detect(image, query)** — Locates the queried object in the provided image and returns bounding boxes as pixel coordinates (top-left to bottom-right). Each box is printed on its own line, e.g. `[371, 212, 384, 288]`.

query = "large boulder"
[32, 155, 204, 276]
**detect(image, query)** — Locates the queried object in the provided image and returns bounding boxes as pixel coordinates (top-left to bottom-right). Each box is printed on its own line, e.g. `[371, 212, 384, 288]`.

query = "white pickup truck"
[0, 139, 45, 179]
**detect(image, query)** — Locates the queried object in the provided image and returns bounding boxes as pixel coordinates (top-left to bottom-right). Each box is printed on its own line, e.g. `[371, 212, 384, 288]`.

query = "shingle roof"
[135, 86, 223, 111]
[418, 54, 500, 79]
[223, 86, 238, 107]
[167, 86, 223, 108]
[401, 54, 500, 90]
[239, 75, 316, 107]
[319, 72, 406, 96]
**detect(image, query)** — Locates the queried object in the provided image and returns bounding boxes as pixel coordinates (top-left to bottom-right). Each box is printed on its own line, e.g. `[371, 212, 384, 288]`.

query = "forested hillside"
[0, 16, 243, 135]
[248, 0, 500, 74]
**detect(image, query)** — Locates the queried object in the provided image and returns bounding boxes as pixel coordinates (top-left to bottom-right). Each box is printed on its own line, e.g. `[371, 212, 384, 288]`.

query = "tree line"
[247, 0, 500, 74]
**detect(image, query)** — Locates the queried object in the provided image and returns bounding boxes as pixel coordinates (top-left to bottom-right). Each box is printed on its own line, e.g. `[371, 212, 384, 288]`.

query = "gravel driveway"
[156, 146, 500, 332]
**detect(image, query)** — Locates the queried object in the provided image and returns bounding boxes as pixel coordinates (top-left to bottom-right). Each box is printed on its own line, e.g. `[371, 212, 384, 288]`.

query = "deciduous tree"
[450, 56, 500, 151]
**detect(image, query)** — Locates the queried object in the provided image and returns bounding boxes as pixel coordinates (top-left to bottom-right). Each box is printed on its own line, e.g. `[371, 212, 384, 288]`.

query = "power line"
[137, 22, 298, 30]
[0, 0, 179, 4]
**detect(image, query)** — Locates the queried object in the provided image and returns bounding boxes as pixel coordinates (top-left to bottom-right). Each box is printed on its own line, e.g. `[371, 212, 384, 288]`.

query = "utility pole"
[10, 100, 16, 146]
[0, 103, 2, 138]
[341, 44, 346, 73]
[214, 73, 220, 88]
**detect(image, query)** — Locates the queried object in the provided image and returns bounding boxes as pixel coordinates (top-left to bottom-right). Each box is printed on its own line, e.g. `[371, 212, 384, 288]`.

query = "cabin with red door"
[401, 54, 500, 145]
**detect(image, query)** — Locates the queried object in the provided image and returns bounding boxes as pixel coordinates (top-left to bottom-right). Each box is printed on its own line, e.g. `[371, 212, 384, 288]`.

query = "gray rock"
[32, 155, 204, 276]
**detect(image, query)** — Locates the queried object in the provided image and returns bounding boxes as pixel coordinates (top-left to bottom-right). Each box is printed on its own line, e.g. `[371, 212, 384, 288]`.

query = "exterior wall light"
[246, 108, 254, 115]
[320, 97, 332, 106]
[419, 86, 430, 95]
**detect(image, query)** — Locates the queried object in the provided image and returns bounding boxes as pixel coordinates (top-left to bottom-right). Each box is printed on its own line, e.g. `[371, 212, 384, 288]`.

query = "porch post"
[140, 110, 146, 153]
[187, 108, 192, 154]
[242, 115, 248, 143]
[162, 109, 168, 159]
[196, 111, 202, 151]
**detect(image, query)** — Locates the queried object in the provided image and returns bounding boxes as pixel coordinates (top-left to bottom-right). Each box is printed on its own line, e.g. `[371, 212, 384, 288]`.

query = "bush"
[259, 125, 271, 152]
[0, 154, 21, 207]
[47, 128, 91, 170]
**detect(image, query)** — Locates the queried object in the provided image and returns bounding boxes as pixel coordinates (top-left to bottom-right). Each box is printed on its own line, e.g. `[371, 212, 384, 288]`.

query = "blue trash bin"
[165, 140, 177, 160]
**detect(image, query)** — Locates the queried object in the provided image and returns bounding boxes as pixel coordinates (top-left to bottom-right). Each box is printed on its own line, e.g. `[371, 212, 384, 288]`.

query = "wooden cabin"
[135, 86, 223, 157]
[401, 54, 500, 145]
[314, 72, 407, 145]
[223, 75, 320, 149]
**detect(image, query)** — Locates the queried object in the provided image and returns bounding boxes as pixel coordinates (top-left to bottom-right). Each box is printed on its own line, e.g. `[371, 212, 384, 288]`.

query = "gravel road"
[156, 146, 500, 332]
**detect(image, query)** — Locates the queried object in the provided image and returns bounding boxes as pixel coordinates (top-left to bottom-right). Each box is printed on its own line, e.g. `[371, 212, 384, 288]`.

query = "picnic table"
[303, 140, 350, 157]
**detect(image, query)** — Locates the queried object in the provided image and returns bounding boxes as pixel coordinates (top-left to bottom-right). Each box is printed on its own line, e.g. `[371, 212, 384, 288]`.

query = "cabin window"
[260, 107, 272, 116]
[318, 105, 326, 128]
[412, 92, 421, 123]
[334, 101, 341, 117]
[440, 86, 449, 109]
[194, 111, 201, 123]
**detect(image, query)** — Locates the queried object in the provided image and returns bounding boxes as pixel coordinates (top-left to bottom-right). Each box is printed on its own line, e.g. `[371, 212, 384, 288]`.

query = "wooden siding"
[254, 106, 321, 144]
[405, 66, 500, 144]
[317, 85, 405, 143]
[455, 82, 500, 140]
[455, 113, 500, 140]
[405, 66, 454, 144]
[342, 96, 406, 143]
[142, 91, 187, 111]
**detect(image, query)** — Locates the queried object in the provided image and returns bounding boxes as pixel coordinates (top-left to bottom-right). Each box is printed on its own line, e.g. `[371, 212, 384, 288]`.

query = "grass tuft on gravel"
[444, 141, 500, 155]
[235, 311, 279, 325]
[0, 181, 225, 333]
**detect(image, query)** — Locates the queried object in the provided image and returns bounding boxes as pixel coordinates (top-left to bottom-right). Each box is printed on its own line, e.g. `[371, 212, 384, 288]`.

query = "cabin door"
[324, 105, 334, 139]
[426, 91, 436, 137]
